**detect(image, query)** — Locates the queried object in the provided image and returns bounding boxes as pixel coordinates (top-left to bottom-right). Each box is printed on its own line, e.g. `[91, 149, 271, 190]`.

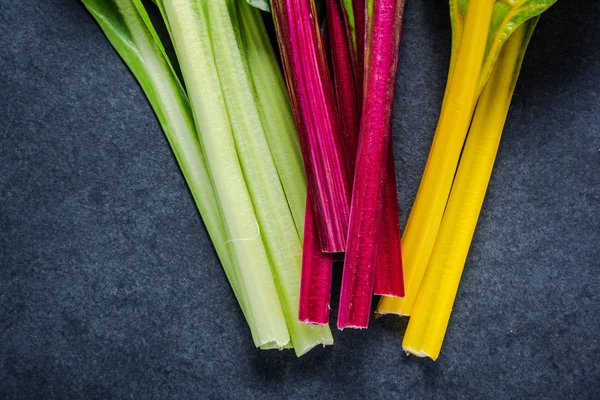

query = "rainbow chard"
[167, 0, 334, 356]
[85, 0, 335, 355]
[269, 0, 352, 254]
[243, 0, 337, 327]
[270, 0, 352, 325]
[377, 0, 497, 318]
[338, 0, 405, 329]
[237, 3, 337, 344]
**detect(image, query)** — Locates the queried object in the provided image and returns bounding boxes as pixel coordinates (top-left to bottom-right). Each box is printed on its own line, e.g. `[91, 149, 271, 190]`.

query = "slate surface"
[1, 0, 599, 398]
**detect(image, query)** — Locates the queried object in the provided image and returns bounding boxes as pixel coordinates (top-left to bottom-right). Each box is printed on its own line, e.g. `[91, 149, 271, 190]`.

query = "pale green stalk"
[235, 2, 307, 238]
[156, 0, 290, 348]
[85, 0, 332, 355]
[81, 0, 299, 347]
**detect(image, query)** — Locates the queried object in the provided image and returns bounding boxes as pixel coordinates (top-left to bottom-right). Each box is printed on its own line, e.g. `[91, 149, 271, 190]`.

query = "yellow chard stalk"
[377, 0, 558, 318]
[403, 18, 540, 360]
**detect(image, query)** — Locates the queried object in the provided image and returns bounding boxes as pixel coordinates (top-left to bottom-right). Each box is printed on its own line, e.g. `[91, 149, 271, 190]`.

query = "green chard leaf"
[246, 0, 270, 12]
[449, 0, 557, 89]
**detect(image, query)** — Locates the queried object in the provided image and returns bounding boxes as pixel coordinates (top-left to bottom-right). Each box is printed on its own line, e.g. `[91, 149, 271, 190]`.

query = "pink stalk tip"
[373, 144, 404, 297]
[299, 199, 335, 325]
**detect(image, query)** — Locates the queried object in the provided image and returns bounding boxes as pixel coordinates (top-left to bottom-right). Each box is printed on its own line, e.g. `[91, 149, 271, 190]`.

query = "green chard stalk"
[236, 2, 307, 238]
[84, 0, 333, 355]
[154, 0, 291, 349]
[155, 0, 332, 355]
[80, 0, 275, 344]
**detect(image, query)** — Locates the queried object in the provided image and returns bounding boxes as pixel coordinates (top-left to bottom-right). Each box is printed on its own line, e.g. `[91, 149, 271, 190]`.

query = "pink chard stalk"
[270, 0, 352, 254]
[326, 0, 361, 174]
[339, 0, 366, 93]
[270, 0, 352, 325]
[338, 0, 405, 328]
[298, 200, 336, 324]
[336, 0, 405, 299]
[351, 0, 366, 90]
[373, 145, 404, 298]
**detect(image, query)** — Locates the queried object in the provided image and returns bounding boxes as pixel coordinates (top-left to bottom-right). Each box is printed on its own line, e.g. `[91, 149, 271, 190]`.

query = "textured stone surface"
[1, 0, 598, 398]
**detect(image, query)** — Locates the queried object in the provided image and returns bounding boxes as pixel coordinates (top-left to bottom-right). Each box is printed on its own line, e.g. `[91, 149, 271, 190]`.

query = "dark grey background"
[1, 0, 599, 398]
